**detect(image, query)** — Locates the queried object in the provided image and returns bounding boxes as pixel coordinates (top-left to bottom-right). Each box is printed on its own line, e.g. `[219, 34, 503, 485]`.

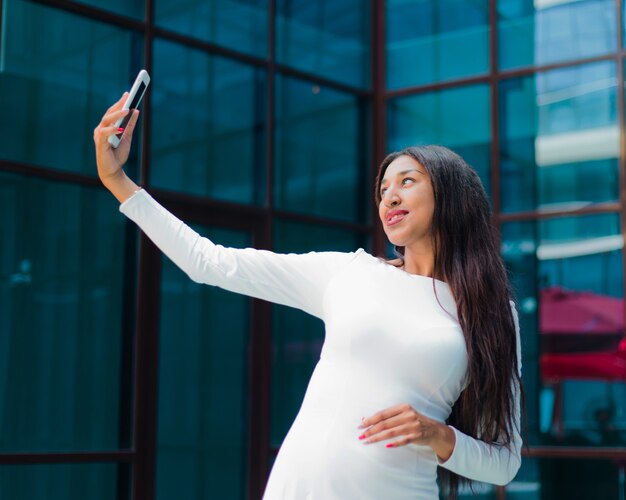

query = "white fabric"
[120, 189, 522, 499]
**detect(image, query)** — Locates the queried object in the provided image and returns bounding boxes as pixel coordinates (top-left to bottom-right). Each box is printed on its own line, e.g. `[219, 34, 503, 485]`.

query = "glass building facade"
[1, 0, 625, 499]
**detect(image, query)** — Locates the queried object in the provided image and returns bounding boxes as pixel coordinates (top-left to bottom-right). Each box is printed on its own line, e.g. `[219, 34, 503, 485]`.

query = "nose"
[382, 187, 401, 207]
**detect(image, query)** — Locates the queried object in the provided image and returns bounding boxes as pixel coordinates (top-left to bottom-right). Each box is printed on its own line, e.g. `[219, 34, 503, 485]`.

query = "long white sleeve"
[437, 302, 523, 485]
[119, 189, 363, 319]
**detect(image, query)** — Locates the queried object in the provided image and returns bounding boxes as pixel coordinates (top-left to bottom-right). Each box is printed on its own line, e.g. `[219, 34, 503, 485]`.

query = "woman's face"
[378, 155, 436, 249]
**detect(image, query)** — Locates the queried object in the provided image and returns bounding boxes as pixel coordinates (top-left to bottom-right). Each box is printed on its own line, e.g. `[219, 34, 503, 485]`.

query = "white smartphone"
[108, 69, 150, 148]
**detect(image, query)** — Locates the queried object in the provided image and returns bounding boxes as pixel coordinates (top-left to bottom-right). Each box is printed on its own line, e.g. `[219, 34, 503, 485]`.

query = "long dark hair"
[375, 145, 524, 498]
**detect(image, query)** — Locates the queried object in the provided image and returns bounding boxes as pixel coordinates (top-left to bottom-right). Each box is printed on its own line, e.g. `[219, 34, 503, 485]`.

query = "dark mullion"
[387, 72, 491, 99]
[0, 451, 134, 465]
[273, 63, 370, 97]
[523, 447, 626, 459]
[0, 160, 103, 188]
[152, 26, 266, 68]
[371, 0, 387, 257]
[616, 0, 626, 353]
[31, 0, 144, 31]
[0, 158, 371, 233]
[130, 1, 158, 499]
[130, 231, 162, 500]
[246, 1, 276, 499]
[117, 215, 140, 500]
[273, 210, 370, 233]
[498, 203, 622, 223]
[386, 53, 618, 99]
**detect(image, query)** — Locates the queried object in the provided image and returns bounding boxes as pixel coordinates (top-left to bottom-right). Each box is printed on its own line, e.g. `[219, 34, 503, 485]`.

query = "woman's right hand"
[93, 92, 140, 185]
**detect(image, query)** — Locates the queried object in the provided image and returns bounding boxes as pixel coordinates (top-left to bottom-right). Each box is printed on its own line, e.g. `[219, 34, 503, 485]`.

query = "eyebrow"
[380, 168, 423, 185]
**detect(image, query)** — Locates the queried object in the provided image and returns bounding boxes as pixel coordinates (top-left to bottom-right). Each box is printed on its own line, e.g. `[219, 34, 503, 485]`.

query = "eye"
[402, 177, 416, 186]
[380, 186, 388, 196]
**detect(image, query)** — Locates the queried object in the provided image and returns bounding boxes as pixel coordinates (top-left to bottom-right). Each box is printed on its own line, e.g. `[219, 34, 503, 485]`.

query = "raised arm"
[119, 190, 362, 318]
[437, 303, 523, 485]
[94, 96, 361, 319]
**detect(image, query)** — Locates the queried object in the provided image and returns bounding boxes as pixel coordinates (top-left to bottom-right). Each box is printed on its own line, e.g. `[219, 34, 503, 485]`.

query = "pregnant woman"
[94, 94, 523, 499]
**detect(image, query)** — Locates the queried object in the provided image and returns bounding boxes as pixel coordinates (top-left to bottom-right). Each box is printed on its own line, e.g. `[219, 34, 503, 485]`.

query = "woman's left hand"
[358, 403, 456, 462]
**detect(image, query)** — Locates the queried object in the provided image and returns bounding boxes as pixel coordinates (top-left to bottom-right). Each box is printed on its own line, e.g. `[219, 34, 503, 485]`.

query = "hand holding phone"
[107, 69, 150, 148]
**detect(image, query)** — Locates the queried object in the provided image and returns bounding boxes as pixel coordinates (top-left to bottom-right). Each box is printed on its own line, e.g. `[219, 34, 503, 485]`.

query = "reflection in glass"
[151, 39, 267, 204]
[157, 226, 250, 500]
[155, 0, 267, 58]
[0, 463, 123, 500]
[499, 61, 618, 213]
[507, 456, 624, 499]
[270, 220, 363, 447]
[0, 0, 141, 175]
[386, 0, 489, 89]
[387, 84, 491, 198]
[274, 75, 366, 223]
[498, 0, 616, 70]
[502, 215, 626, 449]
[275, 0, 370, 89]
[0, 173, 128, 452]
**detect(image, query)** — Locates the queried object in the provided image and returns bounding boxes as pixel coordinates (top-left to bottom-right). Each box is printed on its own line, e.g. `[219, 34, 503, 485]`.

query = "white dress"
[120, 189, 522, 499]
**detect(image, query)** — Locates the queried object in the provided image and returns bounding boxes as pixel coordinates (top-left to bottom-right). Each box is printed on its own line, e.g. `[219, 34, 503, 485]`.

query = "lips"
[386, 209, 409, 226]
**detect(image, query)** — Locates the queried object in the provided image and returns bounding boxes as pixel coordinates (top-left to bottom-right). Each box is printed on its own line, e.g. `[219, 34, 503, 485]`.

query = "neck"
[401, 241, 436, 278]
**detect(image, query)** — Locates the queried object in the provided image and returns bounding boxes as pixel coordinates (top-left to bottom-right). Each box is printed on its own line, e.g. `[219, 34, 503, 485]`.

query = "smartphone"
[108, 69, 150, 148]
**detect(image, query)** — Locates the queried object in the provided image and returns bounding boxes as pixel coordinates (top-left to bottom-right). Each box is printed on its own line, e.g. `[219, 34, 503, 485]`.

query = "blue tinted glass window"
[274, 75, 367, 222]
[270, 220, 362, 447]
[0, 463, 124, 500]
[498, 0, 616, 70]
[387, 84, 492, 198]
[275, 0, 370, 89]
[502, 215, 626, 449]
[386, 0, 489, 89]
[499, 61, 618, 213]
[0, 173, 129, 452]
[157, 226, 251, 500]
[155, 0, 268, 58]
[0, 0, 142, 176]
[508, 457, 624, 498]
[150, 39, 267, 204]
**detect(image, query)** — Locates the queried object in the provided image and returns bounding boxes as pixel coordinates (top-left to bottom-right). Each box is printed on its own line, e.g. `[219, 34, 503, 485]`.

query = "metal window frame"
[1, 0, 626, 499]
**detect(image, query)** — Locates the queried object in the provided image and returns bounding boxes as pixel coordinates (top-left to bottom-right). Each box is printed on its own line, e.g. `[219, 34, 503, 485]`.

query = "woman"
[94, 94, 523, 499]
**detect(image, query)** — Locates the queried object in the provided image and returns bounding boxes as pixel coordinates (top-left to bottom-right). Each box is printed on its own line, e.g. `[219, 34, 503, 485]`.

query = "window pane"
[387, 84, 492, 198]
[155, 0, 268, 58]
[506, 456, 624, 498]
[0, 463, 124, 500]
[71, 0, 144, 19]
[499, 61, 618, 213]
[386, 0, 489, 89]
[276, 0, 370, 89]
[150, 39, 267, 204]
[156, 226, 250, 500]
[0, 173, 129, 452]
[502, 215, 626, 449]
[0, 0, 142, 176]
[498, 0, 616, 70]
[270, 220, 363, 447]
[274, 75, 367, 223]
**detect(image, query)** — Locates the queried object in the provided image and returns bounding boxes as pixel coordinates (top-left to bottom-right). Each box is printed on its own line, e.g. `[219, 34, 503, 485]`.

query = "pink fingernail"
[358, 434, 366, 440]
[386, 443, 394, 448]
[118, 128, 124, 132]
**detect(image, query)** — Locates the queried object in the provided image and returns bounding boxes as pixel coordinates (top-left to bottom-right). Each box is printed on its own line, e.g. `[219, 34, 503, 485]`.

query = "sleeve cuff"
[119, 188, 148, 213]
[437, 426, 461, 468]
